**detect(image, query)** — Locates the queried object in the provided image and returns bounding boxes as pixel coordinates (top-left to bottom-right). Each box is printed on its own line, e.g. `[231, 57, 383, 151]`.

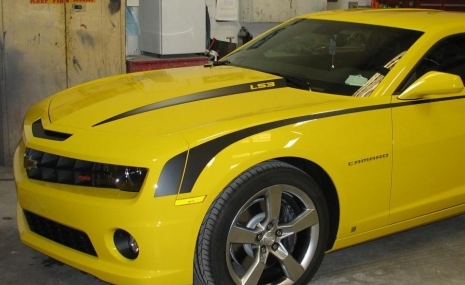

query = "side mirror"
[398, 72, 464, 100]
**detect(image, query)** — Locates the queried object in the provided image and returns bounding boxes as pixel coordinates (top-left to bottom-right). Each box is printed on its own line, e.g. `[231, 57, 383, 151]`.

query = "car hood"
[48, 65, 349, 137]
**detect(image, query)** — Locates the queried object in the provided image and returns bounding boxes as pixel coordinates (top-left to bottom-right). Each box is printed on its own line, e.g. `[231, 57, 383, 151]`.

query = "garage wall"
[240, 0, 326, 22]
[207, 0, 242, 44]
[0, 0, 6, 165]
[126, 0, 327, 56]
[239, 0, 327, 40]
[0, 0, 126, 166]
[1, 1, 64, 166]
[125, 0, 241, 56]
[327, 0, 371, 10]
[1, 1, 67, 168]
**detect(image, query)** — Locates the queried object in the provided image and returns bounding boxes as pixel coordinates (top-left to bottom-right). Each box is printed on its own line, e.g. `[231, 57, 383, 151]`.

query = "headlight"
[112, 166, 148, 192]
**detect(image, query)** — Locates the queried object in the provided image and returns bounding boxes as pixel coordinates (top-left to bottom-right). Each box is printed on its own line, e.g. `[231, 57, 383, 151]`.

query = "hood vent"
[32, 119, 72, 141]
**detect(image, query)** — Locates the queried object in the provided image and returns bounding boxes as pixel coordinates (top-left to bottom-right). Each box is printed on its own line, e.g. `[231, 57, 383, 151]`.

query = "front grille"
[24, 148, 148, 192]
[25, 148, 116, 188]
[24, 210, 97, 256]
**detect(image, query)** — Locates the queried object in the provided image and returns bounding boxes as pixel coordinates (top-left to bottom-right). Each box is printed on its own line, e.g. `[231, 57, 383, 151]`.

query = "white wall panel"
[328, 0, 371, 10]
[0, 0, 7, 165]
[241, 0, 326, 23]
[207, 0, 241, 43]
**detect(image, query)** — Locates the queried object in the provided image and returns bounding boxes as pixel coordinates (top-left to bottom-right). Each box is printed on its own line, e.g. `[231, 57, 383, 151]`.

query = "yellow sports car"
[14, 9, 465, 285]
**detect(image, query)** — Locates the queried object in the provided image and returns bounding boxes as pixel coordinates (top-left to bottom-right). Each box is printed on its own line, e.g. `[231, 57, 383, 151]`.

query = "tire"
[194, 160, 329, 285]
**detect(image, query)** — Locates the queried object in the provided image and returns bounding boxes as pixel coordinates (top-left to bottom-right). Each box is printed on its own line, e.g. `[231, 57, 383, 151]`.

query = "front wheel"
[195, 160, 329, 285]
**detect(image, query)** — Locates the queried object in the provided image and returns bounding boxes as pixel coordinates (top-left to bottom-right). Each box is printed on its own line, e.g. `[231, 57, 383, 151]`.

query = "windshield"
[223, 19, 423, 96]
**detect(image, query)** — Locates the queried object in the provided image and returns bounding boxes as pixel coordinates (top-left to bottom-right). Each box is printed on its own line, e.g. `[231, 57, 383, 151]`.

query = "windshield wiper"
[203, 60, 231, 67]
[285, 76, 311, 90]
[268, 72, 310, 90]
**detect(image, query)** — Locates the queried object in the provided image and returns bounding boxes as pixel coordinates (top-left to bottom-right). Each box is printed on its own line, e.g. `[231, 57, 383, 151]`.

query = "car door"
[390, 34, 465, 224]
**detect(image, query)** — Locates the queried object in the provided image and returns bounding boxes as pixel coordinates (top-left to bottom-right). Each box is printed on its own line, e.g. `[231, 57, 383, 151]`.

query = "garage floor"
[2, 165, 465, 285]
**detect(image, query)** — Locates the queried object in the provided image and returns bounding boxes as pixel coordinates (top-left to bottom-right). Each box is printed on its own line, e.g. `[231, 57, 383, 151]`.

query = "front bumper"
[14, 141, 209, 285]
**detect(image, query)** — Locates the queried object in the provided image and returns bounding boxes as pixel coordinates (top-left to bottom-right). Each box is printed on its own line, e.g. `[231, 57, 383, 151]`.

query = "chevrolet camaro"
[14, 8, 465, 285]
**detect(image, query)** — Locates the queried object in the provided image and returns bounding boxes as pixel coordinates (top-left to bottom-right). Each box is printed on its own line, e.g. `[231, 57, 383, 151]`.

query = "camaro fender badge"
[23, 155, 38, 170]
[250, 81, 276, 90]
[348, 153, 389, 166]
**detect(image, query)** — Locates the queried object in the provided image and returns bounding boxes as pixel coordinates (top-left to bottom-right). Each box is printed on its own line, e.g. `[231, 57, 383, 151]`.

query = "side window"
[397, 34, 465, 93]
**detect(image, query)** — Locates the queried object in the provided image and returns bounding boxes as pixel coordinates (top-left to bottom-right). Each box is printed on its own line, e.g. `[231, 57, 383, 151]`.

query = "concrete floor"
[2, 165, 465, 285]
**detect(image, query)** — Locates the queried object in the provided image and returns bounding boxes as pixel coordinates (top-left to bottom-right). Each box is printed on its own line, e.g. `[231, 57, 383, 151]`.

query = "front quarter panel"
[180, 95, 393, 244]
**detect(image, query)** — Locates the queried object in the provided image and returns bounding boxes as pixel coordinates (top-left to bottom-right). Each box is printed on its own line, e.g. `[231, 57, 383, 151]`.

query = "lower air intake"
[24, 210, 97, 257]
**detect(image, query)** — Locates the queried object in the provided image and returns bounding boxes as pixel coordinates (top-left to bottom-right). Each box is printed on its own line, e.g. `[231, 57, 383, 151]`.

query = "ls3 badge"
[250, 82, 276, 90]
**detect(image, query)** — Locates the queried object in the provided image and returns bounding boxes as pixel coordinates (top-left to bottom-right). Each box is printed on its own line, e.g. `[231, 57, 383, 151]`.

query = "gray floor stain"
[41, 258, 64, 268]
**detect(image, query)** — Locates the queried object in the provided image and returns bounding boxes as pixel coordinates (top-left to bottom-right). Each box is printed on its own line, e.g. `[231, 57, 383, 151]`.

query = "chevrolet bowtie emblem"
[24, 155, 38, 170]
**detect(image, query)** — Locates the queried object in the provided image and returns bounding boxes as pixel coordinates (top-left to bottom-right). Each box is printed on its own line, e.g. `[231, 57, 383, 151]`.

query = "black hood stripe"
[155, 94, 465, 196]
[93, 79, 287, 127]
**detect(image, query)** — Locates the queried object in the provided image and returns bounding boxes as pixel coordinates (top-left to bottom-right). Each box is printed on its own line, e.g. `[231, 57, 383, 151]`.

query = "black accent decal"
[180, 103, 392, 193]
[156, 151, 188, 197]
[179, 94, 465, 193]
[32, 119, 71, 141]
[93, 79, 287, 127]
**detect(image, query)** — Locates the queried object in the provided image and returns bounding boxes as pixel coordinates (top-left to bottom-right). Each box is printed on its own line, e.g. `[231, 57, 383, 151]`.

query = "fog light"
[129, 235, 139, 254]
[114, 229, 139, 259]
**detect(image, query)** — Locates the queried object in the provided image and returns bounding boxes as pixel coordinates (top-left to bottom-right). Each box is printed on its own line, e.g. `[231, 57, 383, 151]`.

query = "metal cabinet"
[139, 0, 206, 56]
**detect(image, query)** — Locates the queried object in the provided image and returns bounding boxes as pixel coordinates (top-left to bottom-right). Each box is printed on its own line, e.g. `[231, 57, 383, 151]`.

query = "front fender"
[177, 103, 392, 242]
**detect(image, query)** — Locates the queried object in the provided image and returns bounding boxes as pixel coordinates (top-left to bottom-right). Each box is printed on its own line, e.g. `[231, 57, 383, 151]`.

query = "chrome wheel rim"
[226, 184, 320, 285]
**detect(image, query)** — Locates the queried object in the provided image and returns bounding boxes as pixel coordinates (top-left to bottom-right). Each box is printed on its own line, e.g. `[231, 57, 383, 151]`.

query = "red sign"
[30, 0, 96, 4]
